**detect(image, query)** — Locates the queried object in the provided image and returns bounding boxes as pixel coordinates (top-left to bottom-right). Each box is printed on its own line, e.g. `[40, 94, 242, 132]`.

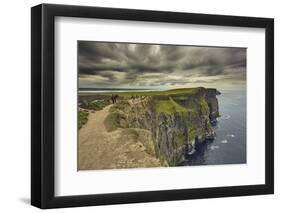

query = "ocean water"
[186, 89, 247, 165]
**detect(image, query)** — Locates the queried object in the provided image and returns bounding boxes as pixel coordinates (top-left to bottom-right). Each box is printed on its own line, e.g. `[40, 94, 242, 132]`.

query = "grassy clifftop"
[115, 87, 200, 97]
[79, 87, 220, 166]
[155, 98, 193, 114]
[154, 88, 210, 116]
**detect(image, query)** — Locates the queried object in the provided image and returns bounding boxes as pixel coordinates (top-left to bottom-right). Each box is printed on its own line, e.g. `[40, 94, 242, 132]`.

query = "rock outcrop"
[107, 87, 220, 166]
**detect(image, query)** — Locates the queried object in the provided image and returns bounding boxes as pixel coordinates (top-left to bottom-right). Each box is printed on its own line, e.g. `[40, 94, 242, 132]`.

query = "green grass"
[188, 126, 198, 142]
[78, 110, 89, 129]
[109, 101, 130, 113]
[104, 111, 128, 132]
[174, 131, 186, 147]
[104, 112, 121, 132]
[104, 101, 131, 131]
[155, 97, 192, 114]
[188, 126, 204, 143]
[121, 128, 140, 140]
[80, 99, 109, 111]
[121, 128, 156, 156]
[117, 87, 199, 97]
[159, 156, 169, 167]
[198, 97, 209, 115]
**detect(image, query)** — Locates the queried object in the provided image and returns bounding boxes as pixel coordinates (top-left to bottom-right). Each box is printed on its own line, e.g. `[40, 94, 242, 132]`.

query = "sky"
[78, 41, 246, 90]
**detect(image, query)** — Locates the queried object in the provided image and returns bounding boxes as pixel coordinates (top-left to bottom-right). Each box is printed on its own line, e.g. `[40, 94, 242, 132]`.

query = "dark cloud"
[78, 41, 246, 89]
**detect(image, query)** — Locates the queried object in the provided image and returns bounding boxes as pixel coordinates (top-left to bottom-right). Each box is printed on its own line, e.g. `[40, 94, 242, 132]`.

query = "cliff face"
[111, 87, 220, 166]
[205, 88, 220, 124]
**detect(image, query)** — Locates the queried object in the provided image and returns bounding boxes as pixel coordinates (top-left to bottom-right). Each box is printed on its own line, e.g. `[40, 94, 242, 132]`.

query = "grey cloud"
[78, 41, 246, 89]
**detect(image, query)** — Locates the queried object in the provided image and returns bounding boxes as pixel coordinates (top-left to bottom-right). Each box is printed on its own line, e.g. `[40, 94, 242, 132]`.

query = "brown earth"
[78, 104, 161, 170]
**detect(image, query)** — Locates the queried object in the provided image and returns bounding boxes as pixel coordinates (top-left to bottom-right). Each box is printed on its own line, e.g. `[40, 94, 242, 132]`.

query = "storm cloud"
[78, 41, 246, 89]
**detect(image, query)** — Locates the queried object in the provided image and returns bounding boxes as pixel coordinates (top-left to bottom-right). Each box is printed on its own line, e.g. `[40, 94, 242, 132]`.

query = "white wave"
[210, 145, 220, 150]
[220, 114, 231, 120]
[221, 140, 228, 144]
[187, 149, 196, 155]
[226, 134, 235, 138]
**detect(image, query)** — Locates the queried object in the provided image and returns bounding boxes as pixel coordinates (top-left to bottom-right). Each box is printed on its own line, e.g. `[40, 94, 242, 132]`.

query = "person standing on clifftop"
[111, 95, 119, 103]
[111, 94, 115, 104]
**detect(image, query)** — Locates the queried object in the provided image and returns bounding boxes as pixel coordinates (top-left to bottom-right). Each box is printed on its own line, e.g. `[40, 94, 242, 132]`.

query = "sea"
[186, 89, 247, 165]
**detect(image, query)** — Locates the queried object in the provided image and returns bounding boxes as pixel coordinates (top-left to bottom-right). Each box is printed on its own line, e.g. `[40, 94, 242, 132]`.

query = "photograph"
[30, 3, 274, 209]
[77, 41, 247, 170]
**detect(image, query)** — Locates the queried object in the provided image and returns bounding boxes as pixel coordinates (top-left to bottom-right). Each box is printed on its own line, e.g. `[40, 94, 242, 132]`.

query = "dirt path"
[78, 104, 161, 170]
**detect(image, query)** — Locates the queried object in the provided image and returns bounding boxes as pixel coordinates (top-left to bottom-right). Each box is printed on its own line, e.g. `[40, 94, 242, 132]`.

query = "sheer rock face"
[205, 88, 220, 124]
[118, 88, 220, 166]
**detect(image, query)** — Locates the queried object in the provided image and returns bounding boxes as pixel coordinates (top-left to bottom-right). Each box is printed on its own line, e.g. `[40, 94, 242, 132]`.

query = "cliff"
[105, 87, 220, 166]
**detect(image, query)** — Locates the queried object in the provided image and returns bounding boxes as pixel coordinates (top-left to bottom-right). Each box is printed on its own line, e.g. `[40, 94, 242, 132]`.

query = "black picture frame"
[31, 3, 274, 209]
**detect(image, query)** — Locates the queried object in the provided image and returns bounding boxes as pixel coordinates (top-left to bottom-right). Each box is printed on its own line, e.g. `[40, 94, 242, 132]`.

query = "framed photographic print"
[31, 4, 274, 209]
